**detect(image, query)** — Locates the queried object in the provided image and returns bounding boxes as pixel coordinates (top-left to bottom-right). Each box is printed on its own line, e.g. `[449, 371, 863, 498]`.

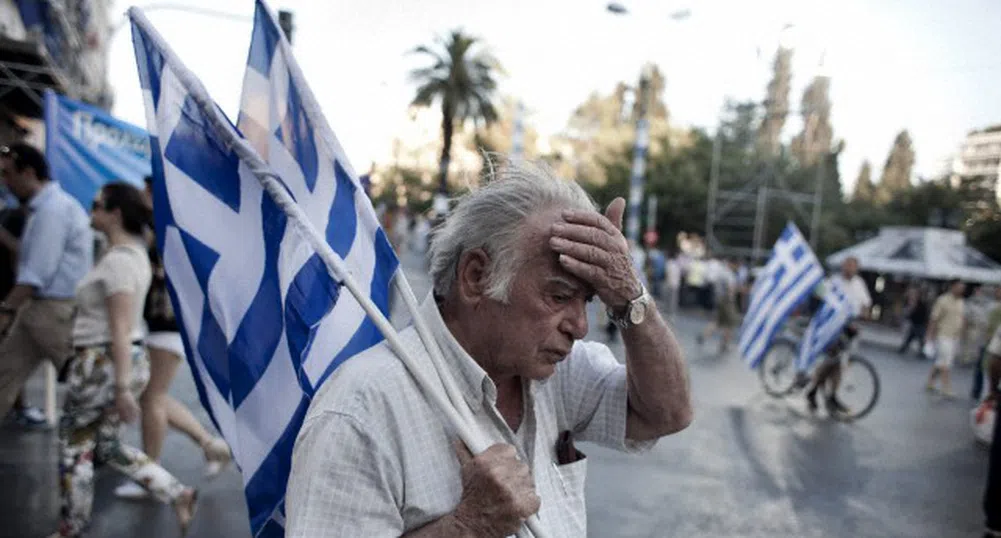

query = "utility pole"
[705, 118, 723, 251]
[809, 152, 825, 249]
[512, 100, 524, 158]
[626, 66, 651, 246]
[752, 185, 769, 262]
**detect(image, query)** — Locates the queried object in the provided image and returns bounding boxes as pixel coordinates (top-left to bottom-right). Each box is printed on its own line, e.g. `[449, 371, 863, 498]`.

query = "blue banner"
[43, 90, 151, 208]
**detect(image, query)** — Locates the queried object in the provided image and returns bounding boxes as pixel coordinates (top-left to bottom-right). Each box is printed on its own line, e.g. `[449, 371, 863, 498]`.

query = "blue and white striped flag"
[739, 223, 824, 368]
[130, 8, 398, 537]
[797, 281, 853, 372]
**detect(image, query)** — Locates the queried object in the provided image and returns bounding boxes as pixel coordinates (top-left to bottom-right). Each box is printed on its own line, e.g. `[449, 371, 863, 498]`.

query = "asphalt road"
[1, 250, 990, 537]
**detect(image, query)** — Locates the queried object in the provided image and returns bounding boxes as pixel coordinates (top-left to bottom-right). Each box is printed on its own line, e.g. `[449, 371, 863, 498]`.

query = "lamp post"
[625, 66, 651, 245]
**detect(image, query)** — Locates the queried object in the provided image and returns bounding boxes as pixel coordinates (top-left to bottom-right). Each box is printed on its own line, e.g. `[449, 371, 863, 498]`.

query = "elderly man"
[287, 161, 692, 537]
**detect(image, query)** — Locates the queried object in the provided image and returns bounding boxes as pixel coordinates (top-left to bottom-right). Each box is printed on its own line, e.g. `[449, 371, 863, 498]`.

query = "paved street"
[1, 250, 991, 537]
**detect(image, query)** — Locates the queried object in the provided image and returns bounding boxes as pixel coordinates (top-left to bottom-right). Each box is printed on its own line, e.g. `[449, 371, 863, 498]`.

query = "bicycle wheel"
[833, 356, 880, 421]
[758, 339, 799, 398]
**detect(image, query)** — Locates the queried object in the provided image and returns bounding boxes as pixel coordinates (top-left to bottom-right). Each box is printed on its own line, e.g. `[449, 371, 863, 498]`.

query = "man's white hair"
[429, 157, 596, 302]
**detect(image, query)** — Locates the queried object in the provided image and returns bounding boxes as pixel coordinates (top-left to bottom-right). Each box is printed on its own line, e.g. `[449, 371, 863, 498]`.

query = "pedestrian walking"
[113, 177, 231, 500]
[51, 183, 196, 537]
[0, 143, 92, 422]
[0, 201, 38, 427]
[982, 323, 1001, 537]
[697, 258, 739, 354]
[647, 245, 666, 299]
[899, 285, 931, 357]
[974, 287, 1001, 401]
[925, 280, 967, 398]
[665, 250, 681, 321]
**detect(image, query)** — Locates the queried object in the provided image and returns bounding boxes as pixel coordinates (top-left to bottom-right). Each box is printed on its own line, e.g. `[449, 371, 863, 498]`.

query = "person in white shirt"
[923, 279, 967, 397]
[665, 252, 681, 320]
[805, 256, 872, 414]
[697, 258, 739, 354]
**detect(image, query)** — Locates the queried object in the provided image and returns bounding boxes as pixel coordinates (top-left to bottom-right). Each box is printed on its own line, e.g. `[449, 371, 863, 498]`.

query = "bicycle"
[758, 317, 881, 421]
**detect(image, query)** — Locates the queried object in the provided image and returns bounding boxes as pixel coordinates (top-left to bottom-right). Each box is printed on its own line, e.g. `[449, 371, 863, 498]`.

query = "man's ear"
[455, 248, 491, 306]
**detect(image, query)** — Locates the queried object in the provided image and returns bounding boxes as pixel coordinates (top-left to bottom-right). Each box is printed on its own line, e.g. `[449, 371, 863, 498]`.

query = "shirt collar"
[419, 293, 498, 411]
[27, 182, 58, 212]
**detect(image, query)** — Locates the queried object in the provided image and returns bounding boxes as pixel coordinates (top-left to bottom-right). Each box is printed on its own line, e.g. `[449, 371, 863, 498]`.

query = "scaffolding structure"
[704, 100, 827, 262]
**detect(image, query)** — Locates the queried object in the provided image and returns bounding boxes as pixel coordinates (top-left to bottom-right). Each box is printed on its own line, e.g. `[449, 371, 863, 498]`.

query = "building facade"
[0, 0, 113, 145]
[952, 125, 1001, 203]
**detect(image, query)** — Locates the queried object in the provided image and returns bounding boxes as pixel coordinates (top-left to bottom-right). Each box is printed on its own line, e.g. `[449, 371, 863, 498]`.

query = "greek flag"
[739, 223, 824, 368]
[131, 7, 398, 537]
[797, 281, 853, 371]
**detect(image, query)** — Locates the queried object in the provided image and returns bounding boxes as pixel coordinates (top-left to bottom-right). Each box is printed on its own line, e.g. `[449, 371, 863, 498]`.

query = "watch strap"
[606, 284, 648, 329]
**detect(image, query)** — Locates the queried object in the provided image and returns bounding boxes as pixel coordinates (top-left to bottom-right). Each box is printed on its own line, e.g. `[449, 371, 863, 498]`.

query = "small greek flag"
[131, 5, 398, 536]
[739, 223, 824, 368]
[797, 281, 853, 372]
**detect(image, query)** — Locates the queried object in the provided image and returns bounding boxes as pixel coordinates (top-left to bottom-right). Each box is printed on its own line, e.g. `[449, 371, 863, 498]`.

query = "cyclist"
[805, 256, 873, 414]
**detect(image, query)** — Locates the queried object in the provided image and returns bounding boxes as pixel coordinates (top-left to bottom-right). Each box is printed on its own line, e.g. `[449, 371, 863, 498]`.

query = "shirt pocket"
[548, 457, 588, 534]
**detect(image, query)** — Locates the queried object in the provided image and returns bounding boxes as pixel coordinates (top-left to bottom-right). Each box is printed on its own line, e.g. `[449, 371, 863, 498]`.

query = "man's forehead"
[509, 205, 598, 290]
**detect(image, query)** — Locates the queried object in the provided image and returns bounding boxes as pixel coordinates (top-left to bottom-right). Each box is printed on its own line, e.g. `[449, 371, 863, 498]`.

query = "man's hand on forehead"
[547, 198, 641, 310]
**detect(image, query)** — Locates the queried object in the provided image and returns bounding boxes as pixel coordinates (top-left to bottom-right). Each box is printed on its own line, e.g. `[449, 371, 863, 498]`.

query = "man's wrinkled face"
[474, 207, 593, 381]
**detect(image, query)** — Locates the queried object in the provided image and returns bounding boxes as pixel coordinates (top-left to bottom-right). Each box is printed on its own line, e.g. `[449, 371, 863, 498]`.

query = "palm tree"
[409, 30, 501, 194]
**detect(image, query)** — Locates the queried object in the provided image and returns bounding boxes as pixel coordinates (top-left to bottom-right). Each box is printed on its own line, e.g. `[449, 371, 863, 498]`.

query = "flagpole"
[393, 277, 476, 423]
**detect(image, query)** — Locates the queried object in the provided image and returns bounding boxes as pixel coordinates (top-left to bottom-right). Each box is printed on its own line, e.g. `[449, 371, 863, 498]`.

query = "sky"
[107, 0, 1001, 196]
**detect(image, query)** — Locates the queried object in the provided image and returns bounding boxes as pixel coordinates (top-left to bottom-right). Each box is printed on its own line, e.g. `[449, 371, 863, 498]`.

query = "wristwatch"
[607, 284, 652, 329]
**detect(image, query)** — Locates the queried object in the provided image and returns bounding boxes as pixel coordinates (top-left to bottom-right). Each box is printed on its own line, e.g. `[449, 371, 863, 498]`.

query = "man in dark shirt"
[898, 286, 930, 357]
[0, 205, 26, 296]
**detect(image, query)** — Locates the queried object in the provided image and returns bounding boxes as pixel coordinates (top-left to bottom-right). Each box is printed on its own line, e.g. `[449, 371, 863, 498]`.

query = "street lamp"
[607, 3, 691, 20]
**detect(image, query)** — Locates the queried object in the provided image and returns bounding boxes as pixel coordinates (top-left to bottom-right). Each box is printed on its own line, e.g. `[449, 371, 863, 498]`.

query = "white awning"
[826, 226, 1001, 284]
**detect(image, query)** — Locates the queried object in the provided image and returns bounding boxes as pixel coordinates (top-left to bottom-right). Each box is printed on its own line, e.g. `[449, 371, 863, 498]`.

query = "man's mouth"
[545, 349, 571, 363]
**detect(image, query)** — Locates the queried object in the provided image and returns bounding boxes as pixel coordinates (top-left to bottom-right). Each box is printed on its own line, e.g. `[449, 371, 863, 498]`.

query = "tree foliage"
[852, 160, 875, 203]
[548, 65, 676, 187]
[875, 130, 915, 204]
[756, 47, 792, 158]
[790, 76, 833, 167]
[409, 30, 501, 193]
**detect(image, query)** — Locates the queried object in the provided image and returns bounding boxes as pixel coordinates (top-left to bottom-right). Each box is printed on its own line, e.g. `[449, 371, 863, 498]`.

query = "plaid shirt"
[286, 295, 654, 537]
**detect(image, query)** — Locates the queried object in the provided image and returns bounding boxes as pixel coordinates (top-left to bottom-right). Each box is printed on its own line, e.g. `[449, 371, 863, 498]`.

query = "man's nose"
[560, 299, 589, 340]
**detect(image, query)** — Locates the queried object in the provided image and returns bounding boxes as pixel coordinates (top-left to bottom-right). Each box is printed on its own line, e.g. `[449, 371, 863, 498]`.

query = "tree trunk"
[438, 101, 454, 194]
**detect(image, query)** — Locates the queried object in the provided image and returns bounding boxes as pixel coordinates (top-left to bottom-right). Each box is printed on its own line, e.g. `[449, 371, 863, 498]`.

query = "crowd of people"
[895, 279, 1001, 400]
[0, 144, 229, 537]
[2, 142, 999, 535]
